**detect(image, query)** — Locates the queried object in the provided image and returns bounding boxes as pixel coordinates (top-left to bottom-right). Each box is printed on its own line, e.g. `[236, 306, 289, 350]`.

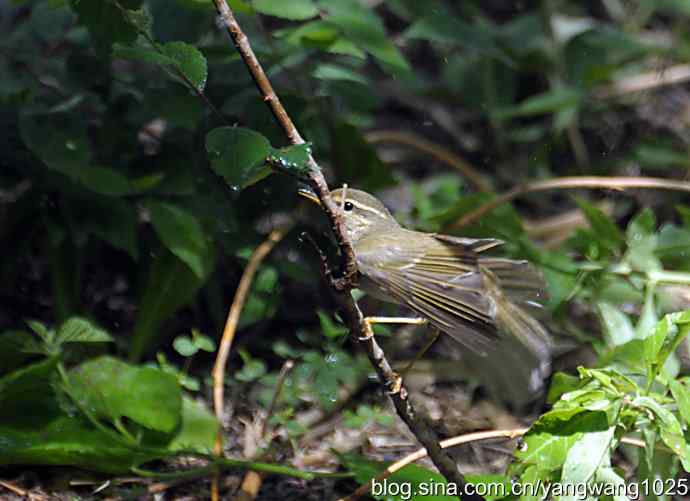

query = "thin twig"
[0, 480, 26, 496]
[364, 130, 492, 192]
[340, 428, 648, 501]
[211, 225, 292, 500]
[449, 175, 690, 230]
[211, 3, 479, 499]
[212, 1, 357, 287]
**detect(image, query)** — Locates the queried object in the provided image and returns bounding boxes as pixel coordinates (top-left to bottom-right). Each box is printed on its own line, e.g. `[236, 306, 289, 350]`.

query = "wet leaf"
[206, 127, 273, 190]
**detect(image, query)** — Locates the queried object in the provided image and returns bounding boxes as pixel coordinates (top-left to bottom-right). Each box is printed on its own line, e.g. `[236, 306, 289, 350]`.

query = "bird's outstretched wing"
[356, 232, 550, 359]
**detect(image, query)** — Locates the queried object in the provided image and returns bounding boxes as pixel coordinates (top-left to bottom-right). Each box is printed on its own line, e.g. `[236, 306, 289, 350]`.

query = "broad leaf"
[145, 201, 212, 280]
[206, 127, 273, 189]
[69, 356, 182, 433]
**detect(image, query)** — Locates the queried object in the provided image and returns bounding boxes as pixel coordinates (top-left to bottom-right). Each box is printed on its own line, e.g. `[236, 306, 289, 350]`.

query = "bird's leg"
[361, 316, 430, 394]
[360, 316, 428, 339]
[400, 327, 441, 376]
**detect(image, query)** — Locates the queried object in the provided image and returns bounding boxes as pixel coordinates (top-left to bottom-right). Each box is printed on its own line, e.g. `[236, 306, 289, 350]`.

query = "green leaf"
[70, 0, 139, 53]
[0, 331, 37, 375]
[575, 198, 625, 256]
[669, 378, 690, 427]
[406, 12, 499, 54]
[318, 0, 409, 74]
[192, 332, 216, 352]
[235, 350, 267, 382]
[547, 372, 582, 404]
[597, 302, 636, 346]
[317, 310, 348, 339]
[330, 122, 395, 191]
[253, 0, 318, 20]
[56, 317, 113, 344]
[633, 142, 689, 169]
[79, 196, 139, 259]
[493, 87, 582, 119]
[112, 45, 177, 66]
[206, 127, 273, 190]
[75, 166, 133, 196]
[633, 396, 690, 470]
[145, 201, 212, 280]
[20, 112, 90, 170]
[646, 311, 690, 380]
[0, 415, 160, 474]
[161, 41, 208, 92]
[173, 336, 198, 357]
[596, 467, 631, 501]
[0, 358, 59, 414]
[168, 396, 218, 452]
[130, 247, 213, 361]
[69, 356, 182, 433]
[267, 143, 314, 179]
[560, 427, 616, 501]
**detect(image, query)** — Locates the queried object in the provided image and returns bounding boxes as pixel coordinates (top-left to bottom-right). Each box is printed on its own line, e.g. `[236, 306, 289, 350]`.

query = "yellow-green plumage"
[326, 188, 551, 364]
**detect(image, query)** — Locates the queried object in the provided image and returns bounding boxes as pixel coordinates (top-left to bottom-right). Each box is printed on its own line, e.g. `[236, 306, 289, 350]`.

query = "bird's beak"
[298, 187, 321, 206]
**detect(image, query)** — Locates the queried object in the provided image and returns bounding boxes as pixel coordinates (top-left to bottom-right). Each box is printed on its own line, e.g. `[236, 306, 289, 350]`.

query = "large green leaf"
[130, 247, 213, 361]
[69, 356, 182, 433]
[559, 427, 616, 501]
[0, 415, 159, 474]
[145, 201, 212, 279]
[168, 397, 219, 452]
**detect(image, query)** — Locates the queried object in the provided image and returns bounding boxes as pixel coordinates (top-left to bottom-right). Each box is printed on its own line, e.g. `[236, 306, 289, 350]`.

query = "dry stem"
[211, 226, 291, 500]
[364, 130, 492, 192]
[449, 175, 690, 230]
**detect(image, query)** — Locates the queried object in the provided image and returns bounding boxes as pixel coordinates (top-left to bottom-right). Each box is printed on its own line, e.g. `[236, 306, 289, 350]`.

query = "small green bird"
[300, 187, 552, 395]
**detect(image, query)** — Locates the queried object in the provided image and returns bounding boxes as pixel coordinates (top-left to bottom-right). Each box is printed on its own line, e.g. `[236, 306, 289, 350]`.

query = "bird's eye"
[344, 201, 354, 211]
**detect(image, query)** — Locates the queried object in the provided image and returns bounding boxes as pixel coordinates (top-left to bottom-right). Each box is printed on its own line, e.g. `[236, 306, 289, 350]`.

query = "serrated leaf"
[206, 127, 273, 190]
[56, 317, 113, 344]
[145, 201, 212, 279]
[253, 0, 318, 20]
[161, 41, 208, 91]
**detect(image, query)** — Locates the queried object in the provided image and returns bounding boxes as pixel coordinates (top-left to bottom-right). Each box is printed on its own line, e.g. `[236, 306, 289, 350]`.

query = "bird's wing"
[355, 233, 500, 354]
